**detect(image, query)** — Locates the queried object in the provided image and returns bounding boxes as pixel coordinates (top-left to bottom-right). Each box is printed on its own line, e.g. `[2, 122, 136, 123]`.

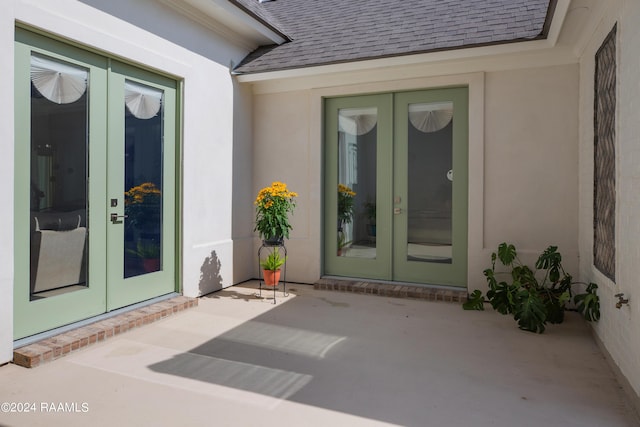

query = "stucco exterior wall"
[0, 0, 252, 364]
[252, 90, 321, 282]
[484, 65, 579, 275]
[250, 64, 579, 291]
[578, 0, 640, 403]
[232, 80, 257, 284]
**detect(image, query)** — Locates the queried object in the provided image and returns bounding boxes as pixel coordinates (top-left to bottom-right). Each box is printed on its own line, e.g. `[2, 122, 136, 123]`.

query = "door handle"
[110, 213, 128, 223]
[394, 208, 402, 215]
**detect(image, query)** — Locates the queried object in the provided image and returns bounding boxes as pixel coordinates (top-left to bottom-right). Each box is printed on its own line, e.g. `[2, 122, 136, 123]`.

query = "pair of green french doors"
[14, 29, 177, 339]
[324, 88, 468, 287]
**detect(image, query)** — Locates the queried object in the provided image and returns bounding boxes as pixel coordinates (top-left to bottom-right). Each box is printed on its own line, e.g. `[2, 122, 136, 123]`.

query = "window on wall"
[593, 24, 617, 281]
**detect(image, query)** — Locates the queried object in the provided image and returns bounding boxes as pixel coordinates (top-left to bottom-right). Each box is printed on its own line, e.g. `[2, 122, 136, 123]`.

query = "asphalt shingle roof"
[232, 0, 552, 74]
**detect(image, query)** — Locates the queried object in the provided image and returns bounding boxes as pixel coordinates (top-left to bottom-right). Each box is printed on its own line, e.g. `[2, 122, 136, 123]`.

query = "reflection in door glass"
[407, 102, 453, 263]
[337, 108, 377, 259]
[123, 81, 164, 278]
[29, 54, 89, 300]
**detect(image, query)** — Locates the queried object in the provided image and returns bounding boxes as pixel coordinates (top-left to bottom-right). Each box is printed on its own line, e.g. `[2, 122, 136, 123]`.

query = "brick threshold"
[13, 296, 198, 368]
[314, 278, 468, 303]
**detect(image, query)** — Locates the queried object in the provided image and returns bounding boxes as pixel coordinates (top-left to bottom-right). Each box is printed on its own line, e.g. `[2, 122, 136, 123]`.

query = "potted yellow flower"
[337, 184, 356, 255]
[124, 182, 161, 232]
[337, 184, 356, 230]
[254, 181, 298, 245]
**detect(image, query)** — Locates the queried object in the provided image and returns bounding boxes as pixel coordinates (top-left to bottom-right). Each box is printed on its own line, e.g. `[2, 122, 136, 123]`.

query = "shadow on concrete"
[148, 285, 638, 426]
[202, 287, 259, 303]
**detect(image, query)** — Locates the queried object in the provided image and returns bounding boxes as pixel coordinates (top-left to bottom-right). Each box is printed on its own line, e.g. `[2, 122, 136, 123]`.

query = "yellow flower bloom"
[125, 182, 161, 205]
[338, 184, 356, 225]
[254, 181, 298, 240]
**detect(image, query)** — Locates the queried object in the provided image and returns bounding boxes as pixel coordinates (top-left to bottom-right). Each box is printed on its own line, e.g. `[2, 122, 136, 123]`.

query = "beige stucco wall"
[578, 0, 640, 404]
[483, 65, 579, 275]
[252, 90, 322, 282]
[233, 80, 259, 284]
[249, 63, 579, 291]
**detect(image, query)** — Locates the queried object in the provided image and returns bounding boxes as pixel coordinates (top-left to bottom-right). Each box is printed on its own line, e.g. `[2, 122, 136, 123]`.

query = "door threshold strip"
[314, 277, 467, 303]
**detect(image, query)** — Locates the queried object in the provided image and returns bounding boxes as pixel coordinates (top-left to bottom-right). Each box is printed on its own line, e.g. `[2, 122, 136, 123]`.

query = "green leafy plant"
[364, 200, 377, 237]
[254, 181, 298, 241]
[462, 290, 484, 311]
[364, 200, 376, 225]
[337, 230, 352, 255]
[574, 282, 601, 321]
[464, 242, 600, 333]
[127, 240, 160, 259]
[260, 249, 287, 271]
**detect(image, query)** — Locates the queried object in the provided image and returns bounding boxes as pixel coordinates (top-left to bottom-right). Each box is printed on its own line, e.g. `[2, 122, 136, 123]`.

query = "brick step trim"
[13, 296, 198, 368]
[314, 278, 467, 303]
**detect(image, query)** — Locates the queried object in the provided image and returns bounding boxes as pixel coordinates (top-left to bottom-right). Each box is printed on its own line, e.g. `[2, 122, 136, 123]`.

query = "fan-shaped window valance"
[125, 81, 163, 120]
[409, 102, 453, 133]
[30, 54, 88, 104]
[338, 107, 377, 136]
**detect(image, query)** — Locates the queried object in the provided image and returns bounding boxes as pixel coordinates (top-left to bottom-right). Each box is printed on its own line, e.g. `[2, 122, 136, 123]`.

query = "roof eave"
[227, 0, 291, 42]
[545, 0, 568, 47]
[235, 38, 562, 83]
[235, 0, 569, 81]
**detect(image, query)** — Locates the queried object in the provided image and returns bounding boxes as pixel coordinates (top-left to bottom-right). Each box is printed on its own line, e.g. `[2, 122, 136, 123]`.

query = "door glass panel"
[123, 80, 164, 278]
[337, 107, 377, 259]
[407, 102, 453, 263]
[29, 53, 89, 300]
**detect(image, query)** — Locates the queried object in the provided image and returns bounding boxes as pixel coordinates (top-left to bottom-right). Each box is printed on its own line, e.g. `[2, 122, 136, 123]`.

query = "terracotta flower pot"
[143, 258, 160, 273]
[263, 269, 281, 286]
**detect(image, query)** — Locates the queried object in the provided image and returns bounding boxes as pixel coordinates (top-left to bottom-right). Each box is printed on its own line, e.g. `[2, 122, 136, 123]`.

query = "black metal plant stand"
[257, 240, 288, 303]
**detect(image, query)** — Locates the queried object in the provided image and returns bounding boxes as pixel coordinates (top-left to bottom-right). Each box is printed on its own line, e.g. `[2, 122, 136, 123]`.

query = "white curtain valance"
[125, 81, 163, 120]
[30, 54, 88, 105]
[409, 102, 453, 133]
[338, 108, 377, 136]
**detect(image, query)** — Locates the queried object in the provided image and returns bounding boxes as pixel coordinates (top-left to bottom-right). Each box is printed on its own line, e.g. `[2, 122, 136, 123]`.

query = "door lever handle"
[110, 213, 128, 223]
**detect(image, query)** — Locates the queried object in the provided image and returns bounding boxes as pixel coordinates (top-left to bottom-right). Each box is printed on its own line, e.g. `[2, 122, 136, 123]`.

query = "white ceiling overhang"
[158, 0, 287, 51]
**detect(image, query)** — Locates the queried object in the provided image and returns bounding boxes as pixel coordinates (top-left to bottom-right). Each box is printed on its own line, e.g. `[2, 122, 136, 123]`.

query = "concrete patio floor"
[0, 281, 638, 427]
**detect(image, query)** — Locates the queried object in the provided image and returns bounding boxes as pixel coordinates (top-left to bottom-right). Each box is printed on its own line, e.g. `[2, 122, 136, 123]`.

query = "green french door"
[106, 63, 177, 310]
[324, 88, 468, 287]
[14, 29, 177, 339]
